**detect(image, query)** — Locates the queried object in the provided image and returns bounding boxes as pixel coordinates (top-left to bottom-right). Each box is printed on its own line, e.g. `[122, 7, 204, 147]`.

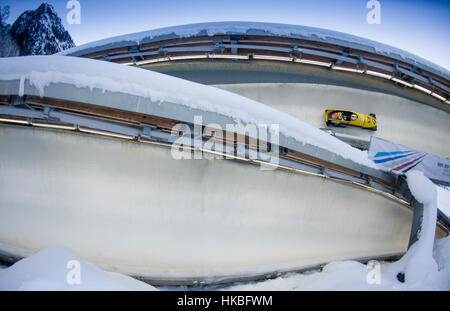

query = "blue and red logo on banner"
[369, 137, 450, 185]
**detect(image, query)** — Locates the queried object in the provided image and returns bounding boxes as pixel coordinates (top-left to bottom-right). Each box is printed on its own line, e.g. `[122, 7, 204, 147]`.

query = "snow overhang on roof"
[59, 21, 450, 82]
[0, 55, 391, 180]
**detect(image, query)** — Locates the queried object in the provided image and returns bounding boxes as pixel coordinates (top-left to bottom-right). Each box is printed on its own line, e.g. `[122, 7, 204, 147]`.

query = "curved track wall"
[215, 83, 450, 157]
[0, 124, 413, 283]
[144, 60, 450, 157]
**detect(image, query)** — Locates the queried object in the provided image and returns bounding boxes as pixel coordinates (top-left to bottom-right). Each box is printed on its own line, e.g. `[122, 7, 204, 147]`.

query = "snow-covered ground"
[0, 170, 448, 291]
[221, 236, 449, 290]
[0, 246, 157, 291]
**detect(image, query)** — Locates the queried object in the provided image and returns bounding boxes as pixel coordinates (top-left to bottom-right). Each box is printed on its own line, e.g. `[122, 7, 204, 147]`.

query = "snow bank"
[223, 232, 449, 291]
[223, 171, 449, 291]
[433, 235, 450, 272]
[58, 22, 450, 81]
[0, 55, 377, 168]
[383, 170, 440, 287]
[0, 246, 157, 291]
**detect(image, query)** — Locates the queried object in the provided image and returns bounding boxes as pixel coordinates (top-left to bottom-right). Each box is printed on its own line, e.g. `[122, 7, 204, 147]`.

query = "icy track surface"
[0, 171, 448, 290]
[0, 55, 377, 168]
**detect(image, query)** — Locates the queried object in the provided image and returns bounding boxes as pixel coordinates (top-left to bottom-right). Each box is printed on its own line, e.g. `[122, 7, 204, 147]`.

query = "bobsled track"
[0, 122, 414, 280]
[63, 21, 450, 157]
[169, 66, 450, 158]
[0, 22, 449, 285]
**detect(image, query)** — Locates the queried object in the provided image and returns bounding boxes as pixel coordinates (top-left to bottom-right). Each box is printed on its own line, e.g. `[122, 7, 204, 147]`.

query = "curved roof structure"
[0, 54, 408, 197]
[60, 22, 450, 80]
[0, 55, 380, 169]
[58, 22, 450, 106]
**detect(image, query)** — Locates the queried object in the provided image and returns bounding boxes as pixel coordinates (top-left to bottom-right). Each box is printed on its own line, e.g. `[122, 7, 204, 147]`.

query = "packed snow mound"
[0, 246, 157, 290]
[406, 170, 437, 205]
[433, 235, 450, 271]
[223, 234, 449, 291]
[398, 170, 438, 286]
[58, 21, 450, 81]
[0, 55, 377, 169]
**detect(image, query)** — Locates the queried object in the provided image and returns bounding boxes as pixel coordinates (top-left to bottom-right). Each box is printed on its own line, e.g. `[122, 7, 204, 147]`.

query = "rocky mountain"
[8, 3, 75, 56]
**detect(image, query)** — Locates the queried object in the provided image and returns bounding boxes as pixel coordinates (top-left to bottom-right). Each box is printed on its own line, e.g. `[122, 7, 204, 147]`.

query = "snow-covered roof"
[0, 55, 383, 172]
[59, 21, 450, 81]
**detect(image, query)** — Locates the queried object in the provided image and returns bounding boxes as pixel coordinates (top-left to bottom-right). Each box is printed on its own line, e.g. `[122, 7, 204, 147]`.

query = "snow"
[0, 246, 157, 290]
[387, 170, 439, 287]
[0, 55, 378, 169]
[406, 170, 437, 205]
[58, 21, 450, 81]
[222, 170, 450, 291]
[433, 235, 450, 272]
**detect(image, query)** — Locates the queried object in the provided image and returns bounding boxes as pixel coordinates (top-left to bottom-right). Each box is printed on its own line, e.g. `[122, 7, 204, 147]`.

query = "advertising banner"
[369, 137, 450, 186]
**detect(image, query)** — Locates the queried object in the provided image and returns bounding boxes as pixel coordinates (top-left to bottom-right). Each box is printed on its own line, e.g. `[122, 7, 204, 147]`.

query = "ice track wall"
[0, 125, 413, 283]
[215, 83, 450, 158]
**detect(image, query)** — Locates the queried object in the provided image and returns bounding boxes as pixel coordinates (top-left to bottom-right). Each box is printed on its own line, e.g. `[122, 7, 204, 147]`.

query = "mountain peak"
[10, 2, 75, 56]
[35, 2, 57, 17]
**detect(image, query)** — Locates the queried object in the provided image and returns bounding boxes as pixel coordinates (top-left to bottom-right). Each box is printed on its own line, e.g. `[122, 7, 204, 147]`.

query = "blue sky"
[2, 0, 449, 70]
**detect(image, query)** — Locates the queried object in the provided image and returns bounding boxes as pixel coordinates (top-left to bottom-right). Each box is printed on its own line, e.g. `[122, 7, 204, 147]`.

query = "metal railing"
[74, 36, 450, 105]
